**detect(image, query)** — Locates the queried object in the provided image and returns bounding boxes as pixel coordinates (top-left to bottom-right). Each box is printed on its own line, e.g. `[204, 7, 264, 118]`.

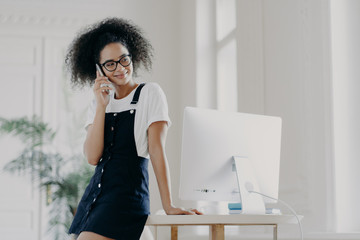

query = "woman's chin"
[111, 77, 133, 87]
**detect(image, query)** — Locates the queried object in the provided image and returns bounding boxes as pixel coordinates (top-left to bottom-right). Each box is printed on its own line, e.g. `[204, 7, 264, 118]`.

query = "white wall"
[331, 0, 360, 232]
[0, 36, 43, 240]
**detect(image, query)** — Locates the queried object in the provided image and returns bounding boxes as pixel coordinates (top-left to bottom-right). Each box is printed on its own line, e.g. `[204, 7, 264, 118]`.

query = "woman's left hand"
[165, 206, 203, 215]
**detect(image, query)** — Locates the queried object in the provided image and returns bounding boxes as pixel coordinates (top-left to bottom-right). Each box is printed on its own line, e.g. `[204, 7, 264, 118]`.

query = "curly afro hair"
[65, 17, 153, 87]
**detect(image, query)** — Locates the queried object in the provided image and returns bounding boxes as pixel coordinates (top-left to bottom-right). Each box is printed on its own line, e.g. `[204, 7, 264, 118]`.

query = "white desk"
[146, 214, 302, 240]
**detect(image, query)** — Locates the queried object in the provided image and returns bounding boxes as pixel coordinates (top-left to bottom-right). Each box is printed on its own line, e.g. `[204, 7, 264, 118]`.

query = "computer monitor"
[179, 107, 282, 212]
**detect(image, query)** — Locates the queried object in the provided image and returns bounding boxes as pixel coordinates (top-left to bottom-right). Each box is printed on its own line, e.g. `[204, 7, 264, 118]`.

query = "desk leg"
[273, 225, 278, 240]
[210, 224, 224, 240]
[154, 226, 157, 240]
[171, 226, 178, 240]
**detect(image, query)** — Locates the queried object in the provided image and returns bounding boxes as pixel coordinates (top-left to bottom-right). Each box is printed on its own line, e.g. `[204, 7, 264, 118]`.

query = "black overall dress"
[69, 83, 149, 240]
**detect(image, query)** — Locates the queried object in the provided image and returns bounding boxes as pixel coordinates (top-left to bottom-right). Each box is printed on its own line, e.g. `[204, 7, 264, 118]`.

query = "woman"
[66, 18, 201, 240]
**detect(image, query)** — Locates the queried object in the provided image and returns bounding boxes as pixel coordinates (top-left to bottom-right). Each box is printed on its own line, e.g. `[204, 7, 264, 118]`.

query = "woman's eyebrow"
[102, 54, 128, 63]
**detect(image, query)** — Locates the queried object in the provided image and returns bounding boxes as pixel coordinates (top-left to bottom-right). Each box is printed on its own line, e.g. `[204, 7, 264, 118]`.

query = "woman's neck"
[113, 82, 138, 99]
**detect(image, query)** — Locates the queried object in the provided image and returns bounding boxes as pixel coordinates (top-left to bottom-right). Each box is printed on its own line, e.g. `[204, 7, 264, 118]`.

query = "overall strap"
[131, 83, 146, 105]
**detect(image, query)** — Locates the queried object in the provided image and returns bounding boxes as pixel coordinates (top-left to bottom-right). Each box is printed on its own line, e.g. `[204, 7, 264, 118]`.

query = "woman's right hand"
[93, 70, 112, 107]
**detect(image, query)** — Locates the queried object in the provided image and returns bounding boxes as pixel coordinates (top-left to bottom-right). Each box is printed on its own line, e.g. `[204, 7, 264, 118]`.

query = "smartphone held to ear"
[96, 64, 112, 94]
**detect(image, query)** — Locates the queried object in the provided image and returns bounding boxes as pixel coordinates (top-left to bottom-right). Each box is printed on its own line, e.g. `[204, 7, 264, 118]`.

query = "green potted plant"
[0, 116, 93, 239]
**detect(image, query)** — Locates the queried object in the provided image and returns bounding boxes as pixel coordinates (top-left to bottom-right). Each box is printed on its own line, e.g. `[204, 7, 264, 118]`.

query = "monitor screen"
[179, 107, 282, 204]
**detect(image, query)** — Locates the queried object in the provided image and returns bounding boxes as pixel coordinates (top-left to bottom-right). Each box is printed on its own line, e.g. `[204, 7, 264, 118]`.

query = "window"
[216, 0, 238, 112]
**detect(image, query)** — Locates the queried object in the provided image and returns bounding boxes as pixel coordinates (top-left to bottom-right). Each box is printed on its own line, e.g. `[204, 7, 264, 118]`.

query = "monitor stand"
[232, 156, 266, 214]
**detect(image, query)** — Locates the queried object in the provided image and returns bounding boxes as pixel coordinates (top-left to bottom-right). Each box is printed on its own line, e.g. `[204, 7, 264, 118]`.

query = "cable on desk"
[249, 190, 304, 240]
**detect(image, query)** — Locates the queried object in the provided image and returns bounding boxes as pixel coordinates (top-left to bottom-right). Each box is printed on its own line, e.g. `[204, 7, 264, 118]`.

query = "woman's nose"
[116, 63, 125, 71]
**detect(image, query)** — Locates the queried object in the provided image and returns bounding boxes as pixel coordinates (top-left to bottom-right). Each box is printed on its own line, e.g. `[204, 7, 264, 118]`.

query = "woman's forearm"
[148, 121, 174, 211]
[150, 151, 174, 211]
[84, 106, 106, 165]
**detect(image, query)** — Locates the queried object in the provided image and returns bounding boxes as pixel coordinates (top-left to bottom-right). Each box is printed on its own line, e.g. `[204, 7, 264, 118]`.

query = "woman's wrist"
[163, 204, 175, 213]
[95, 104, 107, 113]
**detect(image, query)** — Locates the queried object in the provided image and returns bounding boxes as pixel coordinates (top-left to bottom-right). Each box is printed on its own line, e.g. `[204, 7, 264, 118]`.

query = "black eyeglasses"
[101, 54, 132, 72]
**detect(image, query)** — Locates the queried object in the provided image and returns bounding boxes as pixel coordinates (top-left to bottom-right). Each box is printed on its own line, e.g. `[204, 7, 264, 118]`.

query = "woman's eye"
[105, 62, 115, 67]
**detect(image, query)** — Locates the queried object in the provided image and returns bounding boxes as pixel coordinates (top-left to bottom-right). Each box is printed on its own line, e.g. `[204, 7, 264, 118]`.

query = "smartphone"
[96, 64, 112, 94]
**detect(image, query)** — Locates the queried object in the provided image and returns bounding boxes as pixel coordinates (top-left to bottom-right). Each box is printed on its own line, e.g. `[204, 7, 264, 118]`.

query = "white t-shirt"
[85, 82, 171, 158]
